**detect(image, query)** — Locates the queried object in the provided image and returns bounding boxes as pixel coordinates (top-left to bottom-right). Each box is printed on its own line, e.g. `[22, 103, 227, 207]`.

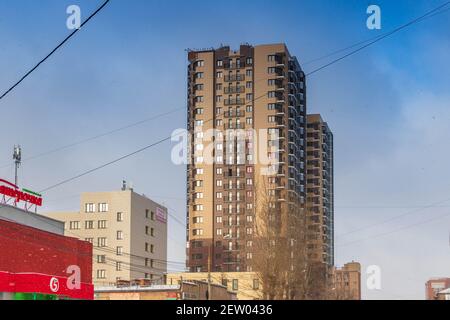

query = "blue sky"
[0, 0, 449, 299]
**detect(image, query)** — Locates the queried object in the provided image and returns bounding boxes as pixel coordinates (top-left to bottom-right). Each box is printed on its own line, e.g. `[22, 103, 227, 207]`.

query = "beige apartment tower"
[186, 44, 307, 272]
[45, 184, 168, 286]
[306, 114, 334, 267]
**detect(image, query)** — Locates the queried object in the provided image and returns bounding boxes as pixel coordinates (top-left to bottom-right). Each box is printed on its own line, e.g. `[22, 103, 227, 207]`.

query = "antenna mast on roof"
[13, 145, 21, 186]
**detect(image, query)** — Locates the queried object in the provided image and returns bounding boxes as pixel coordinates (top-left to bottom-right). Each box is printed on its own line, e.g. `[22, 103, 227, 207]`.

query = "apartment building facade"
[46, 185, 168, 286]
[306, 114, 334, 267]
[332, 262, 361, 300]
[186, 43, 307, 273]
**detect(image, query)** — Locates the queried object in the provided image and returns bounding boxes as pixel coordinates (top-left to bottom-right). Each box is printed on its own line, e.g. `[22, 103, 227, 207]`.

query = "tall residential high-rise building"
[186, 43, 307, 273]
[45, 184, 168, 286]
[306, 114, 334, 267]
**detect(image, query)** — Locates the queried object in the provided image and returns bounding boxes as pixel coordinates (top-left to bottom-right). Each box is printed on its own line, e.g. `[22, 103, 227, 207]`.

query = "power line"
[302, 5, 450, 67]
[0, 212, 186, 267]
[0, 0, 111, 102]
[306, 1, 450, 76]
[0, 107, 184, 169]
[336, 197, 450, 238]
[337, 210, 450, 248]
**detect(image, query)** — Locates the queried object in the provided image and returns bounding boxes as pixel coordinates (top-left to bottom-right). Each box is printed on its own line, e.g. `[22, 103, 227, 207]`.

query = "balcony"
[224, 98, 246, 106]
[224, 62, 246, 69]
[225, 74, 245, 82]
[224, 86, 245, 94]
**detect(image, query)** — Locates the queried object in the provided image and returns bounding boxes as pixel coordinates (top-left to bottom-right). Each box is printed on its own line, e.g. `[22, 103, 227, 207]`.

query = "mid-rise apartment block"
[332, 262, 361, 300]
[45, 184, 168, 286]
[425, 278, 450, 300]
[186, 43, 307, 273]
[306, 114, 334, 267]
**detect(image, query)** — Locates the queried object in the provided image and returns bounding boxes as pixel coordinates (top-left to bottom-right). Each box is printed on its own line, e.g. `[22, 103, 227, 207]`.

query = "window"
[151, 228, 155, 237]
[216, 95, 222, 102]
[268, 79, 276, 86]
[117, 231, 124, 240]
[216, 229, 222, 236]
[97, 255, 106, 264]
[246, 118, 253, 125]
[232, 279, 239, 291]
[117, 246, 123, 256]
[195, 168, 204, 175]
[246, 69, 252, 77]
[216, 180, 223, 187]
[246, 105, 253, 113]
[98, 220, 107, 229]
[99, 203, 108, 212]
[196, 60, 204, 67]
[268, 116, 276, 123]
[246, 252, 253, 260]
[246, 57, 253, 65]
[69, 221, 80, 230]
[268, 91, 276, 98]
[195, 108, 204, 115]
[194, 96, 204, 103]
[85, 203, 95, 213]
[216, 192, 223, 199]
[246, 81, 252, 89]
[195, 83, 204, 91]
[195, 72, 204, 79]
[217, 71, 223, 78]
[194, 205, 204, 211]
[216, 83, 223, 90]
[116, 262, 122, 271]
[85, 221, 94, 229]
[193, 229, 204, 236]
[117, 212, 124, 222]
[246, 93, 253, 101]
[253, 279, 259, 290]
[195, 180, 203, 187]
[85, 238, 94, 244]
[216, 216, 223, 223]
[246, 228, 253, 235]
[194, 192, 204, 199]
[217, 60, 223, 67]
[97, 270, 106, 279]
[268, 55, 276, 62]
[98, 237, 107, 247]
[216, 204, 223, 211]
[216, 167, 223, 175]
[193, 216, 204, 224]
[268, 67, 276, 74]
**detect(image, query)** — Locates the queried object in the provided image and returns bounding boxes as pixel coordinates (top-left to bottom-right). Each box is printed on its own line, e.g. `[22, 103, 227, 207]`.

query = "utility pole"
[13, 145, 21, 186]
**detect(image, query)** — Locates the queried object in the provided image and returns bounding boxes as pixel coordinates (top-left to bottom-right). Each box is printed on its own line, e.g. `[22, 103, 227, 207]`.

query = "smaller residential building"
[45, 183, 168, 286]
[437, 288, 450, 301]
[166, 272, 262, 300]
[425, 278, 450, 300]
[332, 261, 361, 300]
[95, 281, 236, 300]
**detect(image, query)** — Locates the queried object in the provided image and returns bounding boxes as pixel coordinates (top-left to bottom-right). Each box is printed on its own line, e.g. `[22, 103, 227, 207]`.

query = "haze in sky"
[0, 0, 449, 299]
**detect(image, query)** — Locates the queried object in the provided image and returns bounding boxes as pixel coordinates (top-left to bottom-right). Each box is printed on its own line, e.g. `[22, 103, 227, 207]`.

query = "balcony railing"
[224, 86, 245, 94]
[224, 98, 246, 106]
[224, 74, 245, 82]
